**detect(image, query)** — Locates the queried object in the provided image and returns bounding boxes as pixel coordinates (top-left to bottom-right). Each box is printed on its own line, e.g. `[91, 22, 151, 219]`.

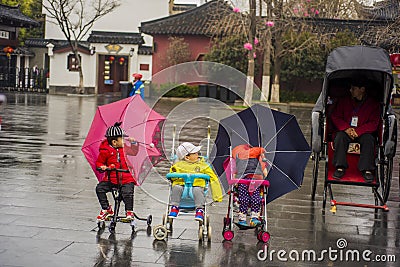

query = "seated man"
[331, 76, 380, 182]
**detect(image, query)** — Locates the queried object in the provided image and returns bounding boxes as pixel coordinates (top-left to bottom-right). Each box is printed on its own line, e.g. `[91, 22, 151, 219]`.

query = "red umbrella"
[82, 96, 166, 185]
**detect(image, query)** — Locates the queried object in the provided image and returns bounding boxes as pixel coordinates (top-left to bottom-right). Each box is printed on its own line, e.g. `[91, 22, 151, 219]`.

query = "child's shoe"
[249, 217, 261, 227]
[96, 206, 114, 222]
[168, 206, 179, 218]
[126, 210, 134, 220]
[194, 208, 204, 222]
[237, 212, 247, 226]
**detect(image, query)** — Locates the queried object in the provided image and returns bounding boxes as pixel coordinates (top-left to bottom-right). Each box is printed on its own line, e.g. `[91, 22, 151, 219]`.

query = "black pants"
[333, 131, 376, 171]
[96, 181, 134, 211]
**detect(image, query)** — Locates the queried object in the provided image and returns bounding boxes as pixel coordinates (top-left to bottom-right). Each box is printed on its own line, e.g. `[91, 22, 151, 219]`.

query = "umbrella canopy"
[82, 96, 166, 185]
[211, 104, 311, 203]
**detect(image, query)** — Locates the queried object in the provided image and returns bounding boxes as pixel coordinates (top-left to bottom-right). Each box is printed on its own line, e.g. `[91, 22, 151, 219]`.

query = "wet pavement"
[0, 93, 399, 267]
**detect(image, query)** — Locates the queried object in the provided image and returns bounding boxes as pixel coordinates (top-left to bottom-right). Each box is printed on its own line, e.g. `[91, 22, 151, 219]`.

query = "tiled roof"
[141, 0, 237, 36]
[0, 3, 39, 27]
[356, 0, 399, 20]
[138, 45, 153, 55]
[297, 17, 400, 52]
[87, 31, 143, 44]
[25, 38, 90, 50]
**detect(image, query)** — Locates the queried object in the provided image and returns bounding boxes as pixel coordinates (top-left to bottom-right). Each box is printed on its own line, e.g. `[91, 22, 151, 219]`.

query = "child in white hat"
[168, 142, 223, 222]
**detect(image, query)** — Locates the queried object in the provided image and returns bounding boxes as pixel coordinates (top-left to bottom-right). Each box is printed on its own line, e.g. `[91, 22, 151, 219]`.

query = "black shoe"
[333, 168, 345, 179]
[363, 171, 374, 183]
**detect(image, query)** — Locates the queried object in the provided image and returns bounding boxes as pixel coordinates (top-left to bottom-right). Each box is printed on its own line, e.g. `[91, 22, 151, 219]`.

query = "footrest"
[234, 222, 257, 230]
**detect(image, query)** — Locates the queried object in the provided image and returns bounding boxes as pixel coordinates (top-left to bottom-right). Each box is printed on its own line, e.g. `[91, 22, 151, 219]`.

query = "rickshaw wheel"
[379, 157, 393, 203]
[311, 151, 320, 200]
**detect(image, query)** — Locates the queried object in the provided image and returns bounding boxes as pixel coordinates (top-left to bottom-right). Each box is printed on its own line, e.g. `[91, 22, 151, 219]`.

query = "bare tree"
[43, 0, 120, 93]
[262, 0, 360, 102]
[244, 0, 257, 106]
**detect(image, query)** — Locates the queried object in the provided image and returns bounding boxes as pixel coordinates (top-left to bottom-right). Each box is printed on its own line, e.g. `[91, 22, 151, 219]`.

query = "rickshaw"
[311, 45, 397, 212]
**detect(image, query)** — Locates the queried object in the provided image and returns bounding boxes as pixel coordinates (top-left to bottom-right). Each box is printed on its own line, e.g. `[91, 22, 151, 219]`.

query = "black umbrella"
[211, 104, 311, 203]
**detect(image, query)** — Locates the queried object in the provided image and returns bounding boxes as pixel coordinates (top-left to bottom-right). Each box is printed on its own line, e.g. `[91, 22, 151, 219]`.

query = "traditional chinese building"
[0, 3, 39, 90]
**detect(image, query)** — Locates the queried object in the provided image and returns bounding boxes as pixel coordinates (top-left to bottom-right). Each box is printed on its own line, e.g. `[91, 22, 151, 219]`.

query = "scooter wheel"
[108, 222, 116, 234]
[97, 221, 105, 229]
[222, 230, 234, 241]
[147, 215, 152, 226]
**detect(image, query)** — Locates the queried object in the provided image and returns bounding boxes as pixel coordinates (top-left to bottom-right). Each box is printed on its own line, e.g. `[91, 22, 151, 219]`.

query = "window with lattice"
[67, 54, 81, 71]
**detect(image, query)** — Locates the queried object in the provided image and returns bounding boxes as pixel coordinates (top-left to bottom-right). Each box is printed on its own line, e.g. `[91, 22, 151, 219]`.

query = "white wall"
[49, 51, 96, 87]
[137, 54, 152, 81]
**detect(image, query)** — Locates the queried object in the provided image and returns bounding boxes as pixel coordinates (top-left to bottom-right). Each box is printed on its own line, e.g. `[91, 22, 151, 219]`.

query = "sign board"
[0, 31, 9, 39]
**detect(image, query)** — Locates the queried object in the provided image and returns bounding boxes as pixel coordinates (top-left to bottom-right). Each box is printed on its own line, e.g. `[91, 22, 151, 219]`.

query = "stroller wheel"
[207, 225, 212, 241]
[198, 225, 204, 241]
[97, 221, 105, 229]
[153, 225, 168, 241]
[257, 231, 270, 243]
[147, 215, 152, 226]
[222, 230, 234, 241]
[108, 222, 116, 234]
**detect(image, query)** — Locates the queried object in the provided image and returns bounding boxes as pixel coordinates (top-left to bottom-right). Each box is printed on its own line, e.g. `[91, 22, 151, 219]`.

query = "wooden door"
[97, 55, 129, 94]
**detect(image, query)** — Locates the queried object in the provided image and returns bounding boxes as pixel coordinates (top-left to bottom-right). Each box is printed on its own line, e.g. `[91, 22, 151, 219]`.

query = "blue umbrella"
[211, 104, 311, 203]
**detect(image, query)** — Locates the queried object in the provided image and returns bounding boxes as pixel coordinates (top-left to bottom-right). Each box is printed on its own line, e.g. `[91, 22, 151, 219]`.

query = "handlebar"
[166, 173, 210, 181]
[96, 167, 130, 173]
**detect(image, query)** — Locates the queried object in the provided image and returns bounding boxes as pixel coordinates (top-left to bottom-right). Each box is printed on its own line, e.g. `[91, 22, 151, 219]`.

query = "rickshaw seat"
[327, 141, 377, 185]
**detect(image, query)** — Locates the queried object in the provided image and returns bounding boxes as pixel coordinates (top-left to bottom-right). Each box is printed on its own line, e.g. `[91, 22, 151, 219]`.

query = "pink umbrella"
[82, 96, 166, 185]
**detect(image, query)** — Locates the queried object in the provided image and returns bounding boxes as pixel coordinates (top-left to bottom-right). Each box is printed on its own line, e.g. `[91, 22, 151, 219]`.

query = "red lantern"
[390, 53, 400, 67]
[119, 57, 125, 65]
[3, 46, 14, 58]
[109, 56, 115, 63]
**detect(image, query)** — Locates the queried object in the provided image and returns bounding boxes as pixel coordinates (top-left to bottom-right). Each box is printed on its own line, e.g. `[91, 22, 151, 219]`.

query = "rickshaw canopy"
[314, 45, 394, 114]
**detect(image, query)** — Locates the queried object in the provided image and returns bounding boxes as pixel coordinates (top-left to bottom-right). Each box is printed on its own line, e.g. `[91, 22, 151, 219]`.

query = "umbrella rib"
[263, 115, 296, 149]
[269, 162, 301, 189]
[225, 126, 255, 146]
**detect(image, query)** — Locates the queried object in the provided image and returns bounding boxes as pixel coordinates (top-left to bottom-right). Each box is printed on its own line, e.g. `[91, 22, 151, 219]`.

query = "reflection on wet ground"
[0, 93, 399, 266]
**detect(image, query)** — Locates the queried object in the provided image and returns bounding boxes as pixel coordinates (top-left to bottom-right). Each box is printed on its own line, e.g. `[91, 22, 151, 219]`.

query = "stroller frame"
[222, 146, 271, 243]
[152, 125, 213, 242]
[153, 173, 211, 241]
[97, 167, 152, 234]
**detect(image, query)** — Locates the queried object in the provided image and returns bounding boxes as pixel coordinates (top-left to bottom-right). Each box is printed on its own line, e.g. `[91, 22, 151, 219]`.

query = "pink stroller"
[221, 146, 271, 243]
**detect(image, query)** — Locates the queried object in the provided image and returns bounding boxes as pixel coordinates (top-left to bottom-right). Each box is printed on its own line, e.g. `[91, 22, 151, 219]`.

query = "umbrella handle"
[171, 124, 176, 161]
[206, 125, 211, 158]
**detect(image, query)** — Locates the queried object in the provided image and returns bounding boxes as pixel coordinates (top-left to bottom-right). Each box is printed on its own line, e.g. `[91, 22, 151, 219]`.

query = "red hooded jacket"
[96, 140, 139, 185]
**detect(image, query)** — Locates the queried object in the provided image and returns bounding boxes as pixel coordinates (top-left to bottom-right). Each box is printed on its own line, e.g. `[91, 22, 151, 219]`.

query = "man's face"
[350, 85, 365, 100]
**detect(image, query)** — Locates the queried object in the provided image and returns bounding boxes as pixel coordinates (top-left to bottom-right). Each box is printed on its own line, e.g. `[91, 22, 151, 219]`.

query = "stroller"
[152, 126, 213, 242]
[97, 166, 152, 234]
[152, 172, 212, 241]
[221, 146, 270, 243]
[311, 45, 397, 212]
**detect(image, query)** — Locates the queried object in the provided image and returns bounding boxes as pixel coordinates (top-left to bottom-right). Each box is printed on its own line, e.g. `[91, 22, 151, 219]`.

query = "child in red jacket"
[95, 122, 139, 222]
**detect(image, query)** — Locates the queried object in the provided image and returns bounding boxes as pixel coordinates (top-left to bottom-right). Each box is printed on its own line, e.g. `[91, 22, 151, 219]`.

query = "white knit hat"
[176, 142, 202, 160]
